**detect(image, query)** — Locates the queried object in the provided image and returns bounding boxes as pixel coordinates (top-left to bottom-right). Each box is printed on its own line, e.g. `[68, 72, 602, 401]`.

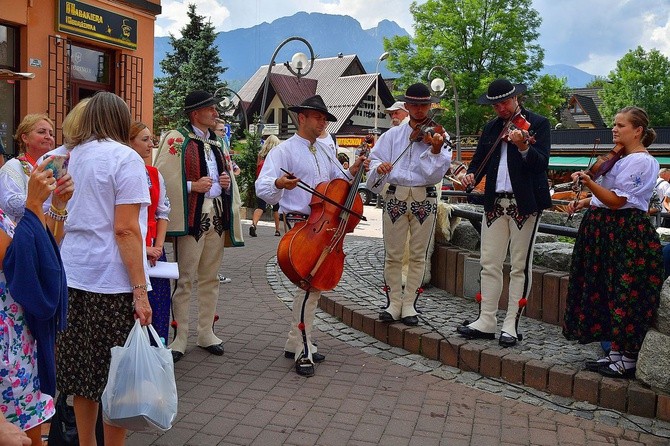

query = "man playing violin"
[255, 95, 367, 377]
[366, 83, 452, 326]
[457, 78, 552, 347]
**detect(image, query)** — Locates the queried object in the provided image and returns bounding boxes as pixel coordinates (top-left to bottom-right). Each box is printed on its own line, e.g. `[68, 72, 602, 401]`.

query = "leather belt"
[495, 192, 515, 199]
[388, 185, 437, 193]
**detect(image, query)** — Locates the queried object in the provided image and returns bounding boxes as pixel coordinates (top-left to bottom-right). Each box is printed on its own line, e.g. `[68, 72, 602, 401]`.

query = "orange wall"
[6, 1, 159, 128]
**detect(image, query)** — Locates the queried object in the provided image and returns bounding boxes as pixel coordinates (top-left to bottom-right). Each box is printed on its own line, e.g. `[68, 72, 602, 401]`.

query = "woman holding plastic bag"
[55, 92, 152, 446]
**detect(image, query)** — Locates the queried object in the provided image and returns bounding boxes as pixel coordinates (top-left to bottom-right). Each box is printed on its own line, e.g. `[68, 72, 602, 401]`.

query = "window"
[0, 24, 18, 155]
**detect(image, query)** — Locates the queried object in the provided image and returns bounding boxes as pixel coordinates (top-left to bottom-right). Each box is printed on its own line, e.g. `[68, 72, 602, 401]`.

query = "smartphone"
[44, 154, 70, 180]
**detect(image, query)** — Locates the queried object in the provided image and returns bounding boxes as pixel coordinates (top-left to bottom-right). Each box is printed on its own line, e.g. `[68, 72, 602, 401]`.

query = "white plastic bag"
[102, 320, 178, 432]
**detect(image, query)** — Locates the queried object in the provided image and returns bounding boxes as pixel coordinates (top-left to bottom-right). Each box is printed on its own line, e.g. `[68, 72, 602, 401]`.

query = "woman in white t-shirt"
[55, 92, 152, 446]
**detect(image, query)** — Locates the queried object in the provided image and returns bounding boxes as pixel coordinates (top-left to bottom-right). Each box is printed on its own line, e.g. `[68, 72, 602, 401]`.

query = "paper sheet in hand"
[148, 261, 179, 279]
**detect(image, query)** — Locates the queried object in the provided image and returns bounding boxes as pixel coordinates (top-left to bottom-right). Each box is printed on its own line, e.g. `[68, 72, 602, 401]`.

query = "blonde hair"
[14, 113, 54, 154]
[259, 134, 280, 159]
[62, 98, 91, 148]
[68, 92, 131, 147]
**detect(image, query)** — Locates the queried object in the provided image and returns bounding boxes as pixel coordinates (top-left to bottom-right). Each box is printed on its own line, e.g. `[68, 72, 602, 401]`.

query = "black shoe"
[585, 358, 612, 372]
[456, 324, 495, 340]
[249, 225, 257, 237]
[284, 351, 325, 363]
[199, 342, 224, 356]
[275, 230, 281, 236]
[172, 350, 184, 363]
[379, 311, 396, 322]
[401, 315, 419, 326]
[295, 359, 315, 377]
[597, 363, 636, 379]
[498, 331, 517, 348]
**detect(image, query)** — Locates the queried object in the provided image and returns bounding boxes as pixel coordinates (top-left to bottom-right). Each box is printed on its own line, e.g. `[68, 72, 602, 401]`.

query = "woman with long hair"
[129, 121, 172, 342]
[55, 92, 152, 446]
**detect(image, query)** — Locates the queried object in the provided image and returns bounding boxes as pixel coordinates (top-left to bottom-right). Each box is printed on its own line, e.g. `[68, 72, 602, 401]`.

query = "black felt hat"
[184, 90, 222, 114]
[477, 78, 527, 105]
[397, 83, 440, 104]
[288, 95, 337, 122]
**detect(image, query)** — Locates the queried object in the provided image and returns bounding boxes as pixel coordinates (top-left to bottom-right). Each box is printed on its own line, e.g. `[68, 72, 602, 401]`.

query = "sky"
[155, 0, 670, 77]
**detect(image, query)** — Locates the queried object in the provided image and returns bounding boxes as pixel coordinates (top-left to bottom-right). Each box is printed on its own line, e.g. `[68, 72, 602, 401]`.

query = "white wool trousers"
[468, 197, 540, 338]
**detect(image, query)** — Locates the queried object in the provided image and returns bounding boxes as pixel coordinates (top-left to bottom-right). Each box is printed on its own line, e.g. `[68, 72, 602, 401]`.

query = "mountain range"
[154, 12, 596, 90]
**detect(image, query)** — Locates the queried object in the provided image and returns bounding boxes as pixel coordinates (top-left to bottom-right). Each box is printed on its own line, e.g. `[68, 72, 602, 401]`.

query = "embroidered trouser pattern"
[284, 289, 320, 364]
[467, 197, 540, 337]
[382, 188, 437, 320]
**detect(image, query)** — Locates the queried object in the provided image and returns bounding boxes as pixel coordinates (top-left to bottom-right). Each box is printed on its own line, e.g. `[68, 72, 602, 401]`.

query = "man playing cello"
[255, 95, 367, 377]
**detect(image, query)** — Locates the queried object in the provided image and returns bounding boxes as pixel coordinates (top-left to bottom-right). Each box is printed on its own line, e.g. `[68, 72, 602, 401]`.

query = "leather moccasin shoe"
[498, 331, 517, 347]
[284, 351, 325, 363]
[379, 311, 396, 322]
[171, 351, 184, 363]
[295, 359, 315, 377]
[585, 358, 612, 372]
[456, 325, 495, 340]
[200, 342, 224, 356]
[401, 315, 419, 326]
[597, 363, 636, 379]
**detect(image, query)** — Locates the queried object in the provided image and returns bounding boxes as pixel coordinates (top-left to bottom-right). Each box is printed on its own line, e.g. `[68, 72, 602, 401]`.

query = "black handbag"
[47, 394, 105, 446]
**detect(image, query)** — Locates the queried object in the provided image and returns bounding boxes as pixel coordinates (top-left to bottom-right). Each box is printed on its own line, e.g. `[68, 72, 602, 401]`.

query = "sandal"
[275, 230, 281, 236]
[597, 360, 636, 379]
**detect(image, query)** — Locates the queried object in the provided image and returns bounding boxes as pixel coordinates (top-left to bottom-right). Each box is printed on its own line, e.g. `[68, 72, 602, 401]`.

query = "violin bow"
[565, 138, 600, 223]
[280, 168, 367, 221]
[467, 108, 521, 193]
[371, 114, 440, 189]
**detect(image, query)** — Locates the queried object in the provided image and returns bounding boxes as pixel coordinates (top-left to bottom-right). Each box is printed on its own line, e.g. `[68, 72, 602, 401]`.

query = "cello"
[277, 154, 367, 292]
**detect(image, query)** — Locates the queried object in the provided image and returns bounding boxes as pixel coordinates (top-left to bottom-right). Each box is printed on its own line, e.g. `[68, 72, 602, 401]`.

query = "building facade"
[1, 0, 161, 154]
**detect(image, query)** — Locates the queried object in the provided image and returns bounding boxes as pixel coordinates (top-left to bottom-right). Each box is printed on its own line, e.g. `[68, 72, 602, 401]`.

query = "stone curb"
[317, 293, 670, 421]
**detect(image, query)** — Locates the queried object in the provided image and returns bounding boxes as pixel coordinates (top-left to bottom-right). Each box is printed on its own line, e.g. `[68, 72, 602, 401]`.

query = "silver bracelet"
[46, 208, 68, 221]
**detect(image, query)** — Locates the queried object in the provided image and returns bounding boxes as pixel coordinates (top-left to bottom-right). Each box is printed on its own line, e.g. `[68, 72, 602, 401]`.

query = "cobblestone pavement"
[126, 215, 670, 445]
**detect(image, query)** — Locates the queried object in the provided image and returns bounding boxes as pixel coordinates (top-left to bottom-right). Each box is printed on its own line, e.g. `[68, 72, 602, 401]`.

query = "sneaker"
[249, 225, 257, 237]
[217, 274, 231, 283]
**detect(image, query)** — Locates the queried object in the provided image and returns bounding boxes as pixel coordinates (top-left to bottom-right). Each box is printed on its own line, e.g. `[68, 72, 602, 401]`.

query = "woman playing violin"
[366, 83, 452, 327]
[563, 106, 663, 379]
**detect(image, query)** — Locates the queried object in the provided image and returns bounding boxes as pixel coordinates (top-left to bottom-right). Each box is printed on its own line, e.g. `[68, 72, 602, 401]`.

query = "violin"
[410, 117, 446, 143]
[504, 113, 536, 145]
[583, 143, 625, 181]
[565, 142, 624, 223]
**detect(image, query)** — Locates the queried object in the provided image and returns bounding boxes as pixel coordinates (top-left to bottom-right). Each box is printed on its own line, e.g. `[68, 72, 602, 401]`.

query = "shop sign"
[337, 137, 365, 147]
[58, 0, 138, 50]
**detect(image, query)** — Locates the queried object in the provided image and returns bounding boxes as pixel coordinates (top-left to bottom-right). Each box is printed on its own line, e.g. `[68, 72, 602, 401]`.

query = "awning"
[549, 155, 670, 170]
[548, 156, 591, 169]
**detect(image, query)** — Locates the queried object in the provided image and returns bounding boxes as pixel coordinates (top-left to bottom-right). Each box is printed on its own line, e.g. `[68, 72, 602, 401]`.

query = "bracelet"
[50, 204, 67, 215]
[46, 208, 68, 222]
[132, 284, 148, 291]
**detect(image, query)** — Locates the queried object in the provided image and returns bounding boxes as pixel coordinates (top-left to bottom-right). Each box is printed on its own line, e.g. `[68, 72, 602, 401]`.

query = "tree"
[385, 0, 557, 135]
[599, 46, 670, 127]
[153, 4, 227, 133]
[523, 74, 569, 128]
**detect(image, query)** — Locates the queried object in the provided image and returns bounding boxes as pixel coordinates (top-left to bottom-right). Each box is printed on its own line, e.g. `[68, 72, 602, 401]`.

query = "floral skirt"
[563, 207, 663, 352]
[56, 288, 135, 401]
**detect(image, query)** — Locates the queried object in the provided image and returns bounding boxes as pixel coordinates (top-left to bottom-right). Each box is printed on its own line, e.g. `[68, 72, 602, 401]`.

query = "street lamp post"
[258, 36, 315, 137]
[213, 87, 249, 135]
[373, 51, 390, 138]
[428, 66, 461, 161]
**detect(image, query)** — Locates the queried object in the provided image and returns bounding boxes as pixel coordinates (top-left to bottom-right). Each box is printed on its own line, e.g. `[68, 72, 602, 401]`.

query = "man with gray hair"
[385, 101, 409, 127]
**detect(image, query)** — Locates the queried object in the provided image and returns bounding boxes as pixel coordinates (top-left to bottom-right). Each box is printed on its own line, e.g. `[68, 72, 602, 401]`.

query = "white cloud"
[155, 0, 231, 37]
[154, 0, 670, 77]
